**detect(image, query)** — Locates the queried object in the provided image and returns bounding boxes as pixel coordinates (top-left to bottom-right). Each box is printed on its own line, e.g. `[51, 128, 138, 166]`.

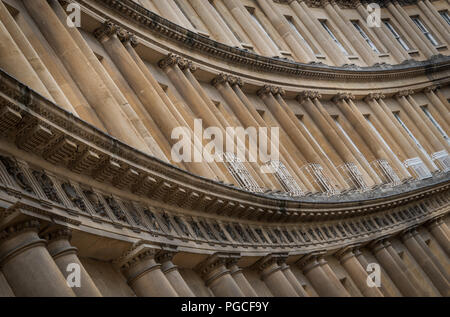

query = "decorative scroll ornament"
[296, 91, 322, 103]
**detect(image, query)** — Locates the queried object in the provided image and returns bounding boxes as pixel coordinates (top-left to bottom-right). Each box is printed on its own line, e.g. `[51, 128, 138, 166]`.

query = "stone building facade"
[0, 0, 449, 297]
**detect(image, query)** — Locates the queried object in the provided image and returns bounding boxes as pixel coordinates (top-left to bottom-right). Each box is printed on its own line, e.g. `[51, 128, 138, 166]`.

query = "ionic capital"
[42, 227, 72, 243]
[211, 73, 243, 88]
[116, 28, 139, 47]
[158, 53, 196, 72]
[0, 219, 41, 242]
[334, 245, 358, 262]
[94, 20, 118, 42]
[364, 93, 386, 102]
[257, 85, 286, 97]
[333, 92, 355, 102]
[423, 85, 439, 93]
[296, 90, 322, 103]
[114, 241, 160, 270]
[395, 89, 414, 98]
[195, 253, 238, 285]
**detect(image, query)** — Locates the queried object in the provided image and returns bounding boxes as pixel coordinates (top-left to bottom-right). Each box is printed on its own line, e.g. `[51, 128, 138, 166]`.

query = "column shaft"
[0, 220, 75, 297]
[229, 265, 258, 297]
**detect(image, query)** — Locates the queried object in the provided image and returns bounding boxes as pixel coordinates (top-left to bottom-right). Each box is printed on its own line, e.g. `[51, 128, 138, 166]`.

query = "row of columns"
[0, 215, 447, 297]
[0, 219, 101, 297]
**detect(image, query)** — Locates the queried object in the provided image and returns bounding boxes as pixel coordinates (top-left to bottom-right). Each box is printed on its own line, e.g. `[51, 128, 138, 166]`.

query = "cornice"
[0, 69, 449, 226]
[79, 0, 450, 82]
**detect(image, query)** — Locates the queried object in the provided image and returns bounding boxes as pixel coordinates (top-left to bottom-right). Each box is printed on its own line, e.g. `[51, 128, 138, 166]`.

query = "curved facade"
[0, 0, 449, 297]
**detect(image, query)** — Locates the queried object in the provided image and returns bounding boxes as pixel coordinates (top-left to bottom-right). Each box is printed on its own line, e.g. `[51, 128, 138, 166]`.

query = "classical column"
[188, 0, 236, 46]
[51, 0, 154, 155]
[0, 0, 75, 113]
[299, 91, 380, 187]
[334, 93, 409, 180]
[23, 0, 149, 151]
[370, 239, 420, 296]
[152, 0, 184, 27]
[253, 255, 298, 297]
[336, 248, 384, 297]
[365, 94, 418, 163]
[275, 91, 346, 188]
[386, 1, 436, 58]
[227, 259, 258, 297]
[402, 229, 450, 296]
[44, 228, 102, 297]
[424, 86, 450, 127]
[417, 0, 450, 43]
[412, 229, 450, 281]
[279, 262, 308, 297]
[258, 85, 340, 191]
[196, 254, 245, 297]
[318, 257, 351, 297]
[231, 82, 316, 193]
[0, 20, 52, 101]
[396, 90, 447, 153]
[118, 245, 178, 297]
[355, 2, 409, 62]
[377, 97, 437, 172]
[354, 248, 394, 297]
[155, 251, 195, 297]
[0, 220, 75, 297]
[325, 0, 377, 65]
[423, 0, 450, 34]
[427, 218, 450, 256]
[223, 0, 277, 56]
[256, 0, 312, 62]
[95, 24, 214, 179]
[297, 254, 348, 297]
[288, 0, 348, 66]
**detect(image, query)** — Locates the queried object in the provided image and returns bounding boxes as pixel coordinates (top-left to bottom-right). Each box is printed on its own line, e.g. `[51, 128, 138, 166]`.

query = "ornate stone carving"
[0, 219, 41, 242]
[0, 156, 33, 193]
[83, 189, 108, 218]
[32, 170, 61, 203]
[42, 227, 72, 242]
[104, 196, 128, 223]
[296, 91, 322, 103]
[333, 92, 356, 102]
[61, 182, 86, 211]
[395, 89, 415, 98]
[93, 20, 118, 42]
[211, 73, 243, 87]
[256, 85, 286, 97]
[364, 93, 386, 102]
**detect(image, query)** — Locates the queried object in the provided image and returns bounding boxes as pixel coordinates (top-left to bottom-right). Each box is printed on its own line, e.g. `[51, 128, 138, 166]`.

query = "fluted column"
[22, 0, 148, 151]
[254, 255, 298, 297]
[256, 0, 312, 62]
[297, 254, 347, 297]
[402, 229, 450, 296]
[223, 0, 277, 56]
[417, 0, 450, 43]
[227, 260, 258, 297]
[155, 251, 195, 297]
[0, 220, 75, 297]
[118, 246, 178, 297]
[386, 1, 436, 58]
[427, 218, 450, 256]
[288, 0, 348, 65]
[279, 262, 308, 297]
[44, 228, 102, 297]
[355, 2, 409, 62]
[0, 20, 52, 101]
[370, 239, 420, 296]
[325, 0, 377, 65]
[196, 254, 245, 297]
[0, 0, 75, 113]
[336, 248, 384, 297]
